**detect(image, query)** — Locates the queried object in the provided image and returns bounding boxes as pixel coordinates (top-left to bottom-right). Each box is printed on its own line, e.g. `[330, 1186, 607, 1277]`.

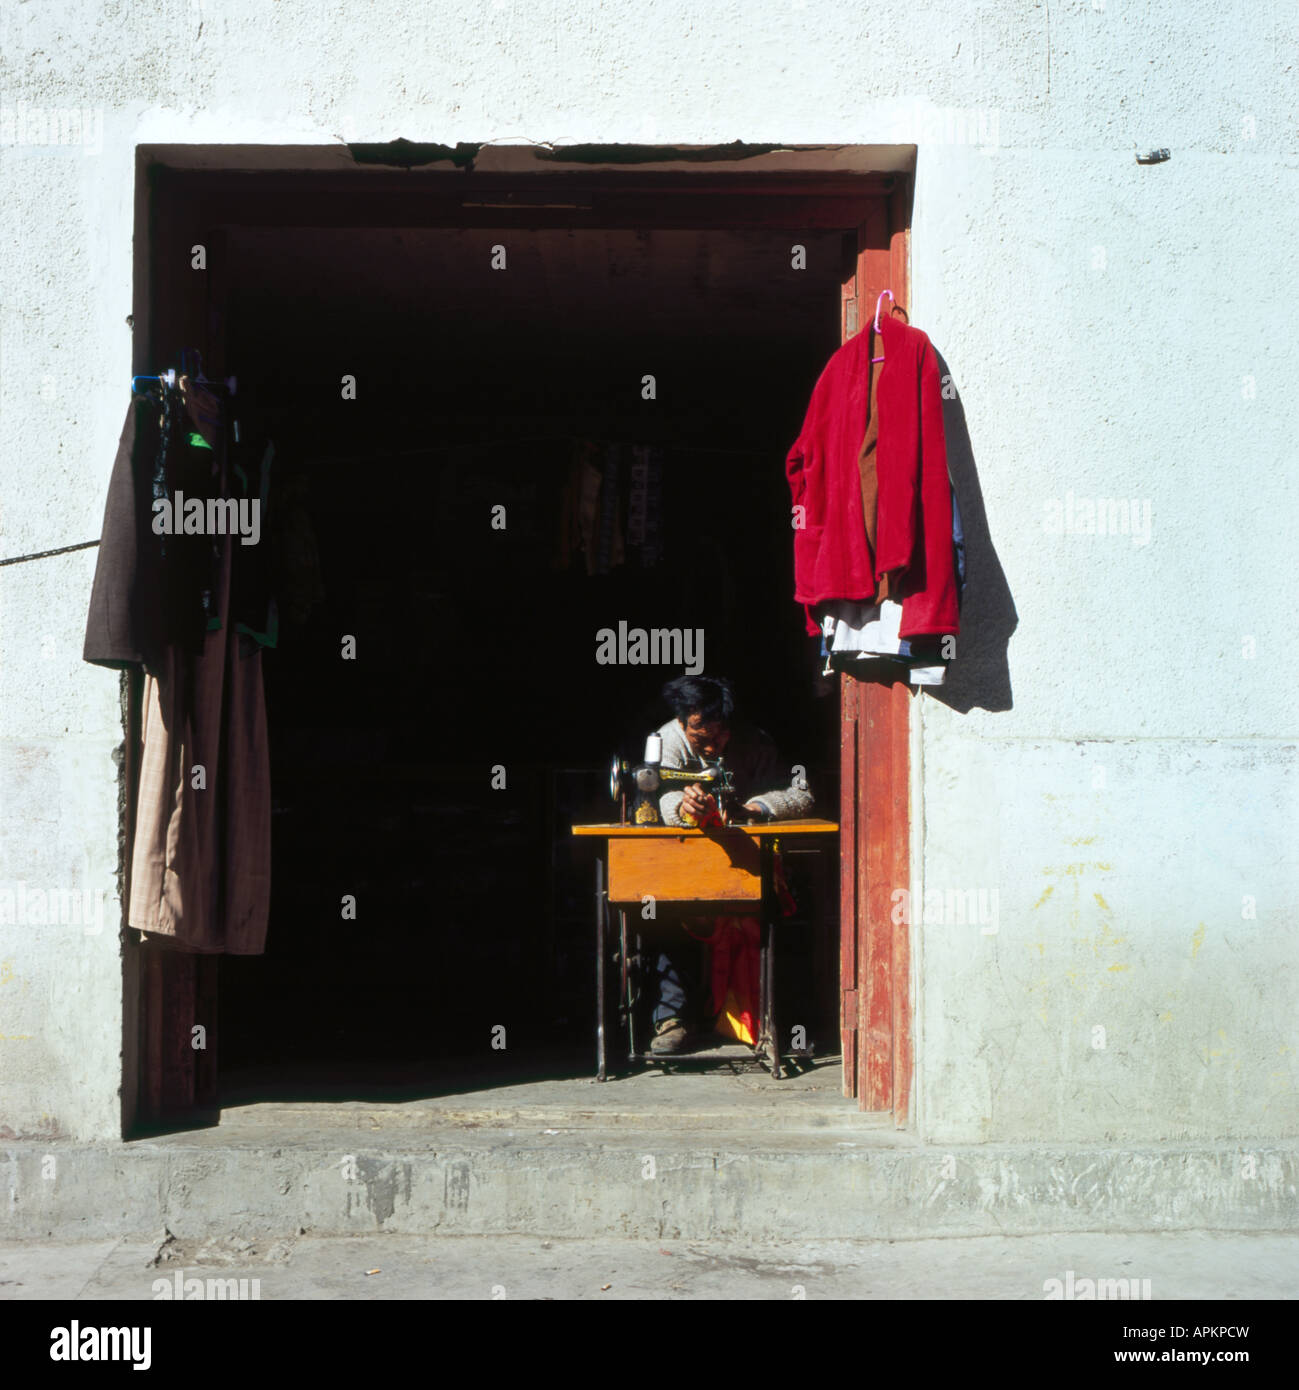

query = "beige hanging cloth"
[85, 381, 271, 953]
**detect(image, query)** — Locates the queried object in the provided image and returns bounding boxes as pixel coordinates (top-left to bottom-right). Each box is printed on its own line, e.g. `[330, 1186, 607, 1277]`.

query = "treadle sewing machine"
[609, 731, 758, 827]
[574, 735, 838, 1081]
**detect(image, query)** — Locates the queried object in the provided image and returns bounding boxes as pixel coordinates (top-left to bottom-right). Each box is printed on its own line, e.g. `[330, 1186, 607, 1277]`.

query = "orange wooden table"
[572, 820, 839, 1079]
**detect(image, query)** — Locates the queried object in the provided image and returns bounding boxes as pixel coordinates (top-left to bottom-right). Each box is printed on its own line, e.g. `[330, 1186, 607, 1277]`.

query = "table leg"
[768, 906, 781, 1079]
[763, 839, 782, 1080]
[624, 909, 636, 1061]
[595, 852, 607, 1082]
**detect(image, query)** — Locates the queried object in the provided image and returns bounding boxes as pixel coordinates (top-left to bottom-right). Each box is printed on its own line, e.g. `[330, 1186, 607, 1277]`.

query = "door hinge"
[843, 298, 858, 337]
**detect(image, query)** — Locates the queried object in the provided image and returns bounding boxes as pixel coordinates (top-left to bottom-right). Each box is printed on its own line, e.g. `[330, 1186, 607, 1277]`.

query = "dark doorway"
[215, 225, 843, 1099]
[130, 159, 904, 1125]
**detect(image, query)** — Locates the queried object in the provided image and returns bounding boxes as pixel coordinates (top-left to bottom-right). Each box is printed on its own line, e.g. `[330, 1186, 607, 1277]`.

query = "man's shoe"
[650, 1017, 690, 1055]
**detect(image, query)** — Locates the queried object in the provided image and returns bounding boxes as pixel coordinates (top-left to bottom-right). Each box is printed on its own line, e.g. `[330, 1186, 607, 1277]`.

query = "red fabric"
[786, 314, 959, 639]
[705, 853, 798, 1047]
[709, 915, 761, 1044]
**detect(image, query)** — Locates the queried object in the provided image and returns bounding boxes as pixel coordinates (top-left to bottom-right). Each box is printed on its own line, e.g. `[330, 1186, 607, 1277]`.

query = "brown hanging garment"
[856, 323, 893, 604]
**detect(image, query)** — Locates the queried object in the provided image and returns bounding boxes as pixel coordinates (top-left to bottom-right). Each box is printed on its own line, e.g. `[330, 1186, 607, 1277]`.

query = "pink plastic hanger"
[872, 290, 893, 362]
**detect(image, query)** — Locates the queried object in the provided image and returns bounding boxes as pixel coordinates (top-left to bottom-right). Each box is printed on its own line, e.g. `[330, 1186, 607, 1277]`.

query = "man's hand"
[679, 783, 718, 824]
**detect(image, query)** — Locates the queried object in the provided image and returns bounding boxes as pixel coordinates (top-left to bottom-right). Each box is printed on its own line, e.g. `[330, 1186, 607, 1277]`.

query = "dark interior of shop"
[213, 226, 846, 1098]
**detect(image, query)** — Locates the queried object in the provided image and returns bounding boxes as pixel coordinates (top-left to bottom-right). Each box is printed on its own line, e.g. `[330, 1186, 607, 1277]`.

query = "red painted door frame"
[838, 183, 914, 1124]
[129, 158, 910, 1130]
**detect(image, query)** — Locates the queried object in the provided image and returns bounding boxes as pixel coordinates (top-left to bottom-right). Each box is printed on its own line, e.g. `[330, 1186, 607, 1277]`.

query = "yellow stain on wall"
[1098, 918, 1127, 948]
[1076, 917, 1129, 965]
[1038, 861, 1125, 980]
[1191, 922, 1206, 960]
[1159, 1011, 1173, 1022]
[1, 960, 31, 1037]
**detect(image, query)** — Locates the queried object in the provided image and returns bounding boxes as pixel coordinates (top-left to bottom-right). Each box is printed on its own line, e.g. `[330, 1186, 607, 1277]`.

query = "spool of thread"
[644, 732, 662, 764]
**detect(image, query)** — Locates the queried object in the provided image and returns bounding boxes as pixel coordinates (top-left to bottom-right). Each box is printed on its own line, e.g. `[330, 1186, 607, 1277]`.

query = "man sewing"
[649, 675, 814, 1055]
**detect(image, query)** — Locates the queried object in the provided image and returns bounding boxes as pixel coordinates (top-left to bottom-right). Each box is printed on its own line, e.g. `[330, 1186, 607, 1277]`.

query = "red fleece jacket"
[786, 314, 959, 639]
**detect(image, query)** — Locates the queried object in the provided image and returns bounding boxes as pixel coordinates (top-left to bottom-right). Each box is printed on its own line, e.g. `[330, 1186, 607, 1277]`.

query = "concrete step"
[7, 1053, 1297, 1244]
[6, 1120, 1298, 1245]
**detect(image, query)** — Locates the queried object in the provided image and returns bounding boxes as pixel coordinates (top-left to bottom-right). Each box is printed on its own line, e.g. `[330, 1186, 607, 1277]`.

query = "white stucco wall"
[907, 7, 1299, 1142]
[0, 0, 1294, 1143]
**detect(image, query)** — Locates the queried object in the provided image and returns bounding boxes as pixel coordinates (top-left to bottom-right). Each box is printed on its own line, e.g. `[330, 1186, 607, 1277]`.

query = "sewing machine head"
[609, 738, 742, 826]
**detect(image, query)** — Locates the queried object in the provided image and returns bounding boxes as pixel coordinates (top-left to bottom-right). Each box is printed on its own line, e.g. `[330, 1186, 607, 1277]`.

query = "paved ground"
[215, 1048, 873, 1131]
[1, 1230, 1296, 1300]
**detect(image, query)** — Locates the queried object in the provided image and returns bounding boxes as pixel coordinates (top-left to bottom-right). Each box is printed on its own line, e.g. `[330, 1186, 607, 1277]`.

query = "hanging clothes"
[626, 444, 663, 568]
[854, 335, 893, 603]
[593, 443, 625, 574]
[786, 313, 960, 643]
[820, 367, 967, 687]
[819, 599, 948, 685]
[552, 439, 604, 574]
[83, 377, 272, 954]
[83, 388, 214, 668]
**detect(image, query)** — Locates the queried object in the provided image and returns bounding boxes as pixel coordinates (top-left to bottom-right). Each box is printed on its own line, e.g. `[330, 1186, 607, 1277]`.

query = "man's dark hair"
[661, 675, 736, 725]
